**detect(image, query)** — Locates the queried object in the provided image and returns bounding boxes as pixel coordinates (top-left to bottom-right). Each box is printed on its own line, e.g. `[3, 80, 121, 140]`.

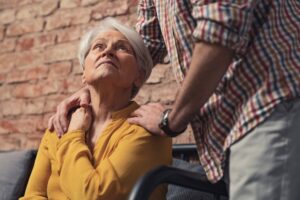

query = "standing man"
[50, 1, 300, 199]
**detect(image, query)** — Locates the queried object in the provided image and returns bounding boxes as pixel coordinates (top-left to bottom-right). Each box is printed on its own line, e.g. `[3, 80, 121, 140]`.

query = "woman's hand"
[68, 107, 92, 133]
[128, 103, 166, 136]
[48, 87, 91, 137]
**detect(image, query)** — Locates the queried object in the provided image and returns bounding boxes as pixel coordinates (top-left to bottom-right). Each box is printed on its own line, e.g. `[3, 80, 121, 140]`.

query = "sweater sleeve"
[56, 128, 171, 200]
[192, 0, 259, 55]
[20, 131, 51, 200]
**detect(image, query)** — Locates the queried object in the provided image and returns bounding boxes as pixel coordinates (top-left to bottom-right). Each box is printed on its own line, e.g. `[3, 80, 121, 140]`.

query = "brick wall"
[0, 0, 194, 150]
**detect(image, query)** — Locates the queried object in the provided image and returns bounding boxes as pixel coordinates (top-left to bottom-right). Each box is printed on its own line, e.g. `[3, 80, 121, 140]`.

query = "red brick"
[0, 38, 16, 53]
[0, 135, 21, 150]
[0, 116, 43, 136]
[6, 65, 49, 83]
[0, 0, 17, 10]
[72, 59, 83, 74]
[0, 9, 15, 24]
[81, 0, 99, 6]
[56, 26, 85, 43]
[22, 97, 45, 115]
[1, 99, 23, 116]
[134, 85, 151, 105]
[172, 126, 196, 144]
[60, 0, 81, 8]
[16, 37, 34, 50]
[10, 49, 44, 68]
[63, 75, 83, 93]
[14, 49, 44, 68]
[0, 85, 13, 100]
[6, 18, 44, 36]
[42, 113, 54, 129]
[16, 4, 39, 19]
[48, 61, 72, 78]
[43, 42, 78, 63]
[0, 73, 6, 84]
[92, 1, 129, 20]
[39, 0, 58, 16]
[0, 52, 15, 71]
[151, 81, 178, 104]
[46, 8, 91, 30]
[17, 0, 43, 6]
[17, 32, 56, 51]
[0, 26, 4, 40]
[17, 1, 58, 19]
[146, 64, 169, 84]
[21, 136, 42, 149]
[0, 50, 43, 68]
[118, 14, 137, 27]
[0, 120, 19, 134]
[44, 94, 68, 113]
[16, 50, 43, 66]
[12, 79, 63, 98]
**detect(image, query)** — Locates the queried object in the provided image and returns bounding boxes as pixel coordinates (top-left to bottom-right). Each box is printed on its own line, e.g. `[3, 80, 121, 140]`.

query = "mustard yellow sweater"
[21, 102, 172, 200]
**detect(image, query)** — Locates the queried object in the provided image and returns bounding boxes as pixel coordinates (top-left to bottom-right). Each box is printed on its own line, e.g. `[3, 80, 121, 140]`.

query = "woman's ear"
[134, 70, 145, 88]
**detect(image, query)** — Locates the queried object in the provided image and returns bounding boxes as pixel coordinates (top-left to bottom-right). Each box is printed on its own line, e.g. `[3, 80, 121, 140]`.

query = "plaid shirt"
[136, 0, 300, 182]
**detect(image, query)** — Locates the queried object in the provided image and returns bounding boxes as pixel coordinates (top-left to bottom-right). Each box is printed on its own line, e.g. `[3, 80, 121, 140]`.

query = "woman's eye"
[95, 43, 105, 51]
[117, 44, 129, 51]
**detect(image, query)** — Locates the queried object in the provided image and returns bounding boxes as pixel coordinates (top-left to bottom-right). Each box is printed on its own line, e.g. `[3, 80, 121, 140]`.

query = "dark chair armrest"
[128, 165, 228, 200]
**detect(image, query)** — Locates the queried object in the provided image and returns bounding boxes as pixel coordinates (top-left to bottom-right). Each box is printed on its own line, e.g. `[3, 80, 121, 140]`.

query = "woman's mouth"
[96, 60, 118, 69]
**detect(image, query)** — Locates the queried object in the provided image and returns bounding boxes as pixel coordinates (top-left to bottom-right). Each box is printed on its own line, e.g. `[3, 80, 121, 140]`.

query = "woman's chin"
[85, 75, 114, 86]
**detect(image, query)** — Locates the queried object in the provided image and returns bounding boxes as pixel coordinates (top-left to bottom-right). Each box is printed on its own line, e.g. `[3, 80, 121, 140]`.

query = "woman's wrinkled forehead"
[90, 29, 136, 56]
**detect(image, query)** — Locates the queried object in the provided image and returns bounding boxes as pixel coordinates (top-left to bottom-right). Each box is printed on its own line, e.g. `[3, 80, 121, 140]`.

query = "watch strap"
[159, 109, 186, 137]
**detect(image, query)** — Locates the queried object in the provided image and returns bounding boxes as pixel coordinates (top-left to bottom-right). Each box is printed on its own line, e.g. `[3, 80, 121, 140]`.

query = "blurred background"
[0, 0, 195, 150]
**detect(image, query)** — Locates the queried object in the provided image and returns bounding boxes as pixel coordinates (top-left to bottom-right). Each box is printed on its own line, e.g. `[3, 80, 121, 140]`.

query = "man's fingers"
[52, 115, 63, 137]
[80, 90, 91, 107]
[48, 116, 54, 132]
[57, 103, 69, 133]
[130, 108, 145, 117]
[127, 116, 142, 126]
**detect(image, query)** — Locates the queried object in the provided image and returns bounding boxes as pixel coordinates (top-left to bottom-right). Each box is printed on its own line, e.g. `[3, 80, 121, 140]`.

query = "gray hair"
[78, 17, 153, 87]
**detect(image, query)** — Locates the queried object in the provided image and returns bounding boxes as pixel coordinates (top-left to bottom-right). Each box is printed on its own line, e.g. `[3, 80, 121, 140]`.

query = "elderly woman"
[21, 18, 172, 200]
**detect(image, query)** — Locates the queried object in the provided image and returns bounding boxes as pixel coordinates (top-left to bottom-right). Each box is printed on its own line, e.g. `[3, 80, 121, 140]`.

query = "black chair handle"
[128, 165, 228, 200]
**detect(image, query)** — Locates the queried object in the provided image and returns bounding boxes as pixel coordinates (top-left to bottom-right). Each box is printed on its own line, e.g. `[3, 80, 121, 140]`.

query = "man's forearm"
[169, 42, 234, 131]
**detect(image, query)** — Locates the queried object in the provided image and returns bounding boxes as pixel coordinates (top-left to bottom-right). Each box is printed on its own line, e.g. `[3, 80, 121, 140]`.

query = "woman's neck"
[86, 84, 132, 150]
[88, 84, 131, 123]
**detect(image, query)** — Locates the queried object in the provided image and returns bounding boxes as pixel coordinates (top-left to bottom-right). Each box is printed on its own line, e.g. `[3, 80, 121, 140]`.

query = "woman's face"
[83, 30, 143, 90]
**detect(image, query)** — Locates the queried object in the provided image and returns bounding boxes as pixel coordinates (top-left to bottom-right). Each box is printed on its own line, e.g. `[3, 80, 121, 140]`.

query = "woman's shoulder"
[121, 121, 172, 146]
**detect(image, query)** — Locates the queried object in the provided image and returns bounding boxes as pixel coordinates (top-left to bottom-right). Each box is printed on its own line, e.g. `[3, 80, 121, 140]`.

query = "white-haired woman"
[21, 18, 172, 200]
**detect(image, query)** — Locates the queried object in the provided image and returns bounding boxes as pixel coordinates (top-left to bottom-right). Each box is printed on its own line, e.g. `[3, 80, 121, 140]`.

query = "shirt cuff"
[193, 19, 250, 55]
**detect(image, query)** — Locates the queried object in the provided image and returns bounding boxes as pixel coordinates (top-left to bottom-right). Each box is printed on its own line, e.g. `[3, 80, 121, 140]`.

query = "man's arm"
[168, 42, 233, 132]
[128, 42, 233, 135]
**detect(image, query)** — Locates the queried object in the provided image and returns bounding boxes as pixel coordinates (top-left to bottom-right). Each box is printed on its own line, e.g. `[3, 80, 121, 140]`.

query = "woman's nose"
[101, 45, 115, 58]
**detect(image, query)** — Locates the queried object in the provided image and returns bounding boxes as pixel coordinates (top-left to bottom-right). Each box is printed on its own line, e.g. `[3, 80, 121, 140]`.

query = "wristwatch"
[159, 109, 186, 137]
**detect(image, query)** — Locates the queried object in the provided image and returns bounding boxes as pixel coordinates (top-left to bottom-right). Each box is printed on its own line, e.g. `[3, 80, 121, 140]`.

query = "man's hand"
[48, 87, 90, 137]
[128, 103, 166, 136]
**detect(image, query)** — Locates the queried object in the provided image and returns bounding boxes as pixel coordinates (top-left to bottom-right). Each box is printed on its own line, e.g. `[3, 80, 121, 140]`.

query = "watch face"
[159, 110, 169, 128]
